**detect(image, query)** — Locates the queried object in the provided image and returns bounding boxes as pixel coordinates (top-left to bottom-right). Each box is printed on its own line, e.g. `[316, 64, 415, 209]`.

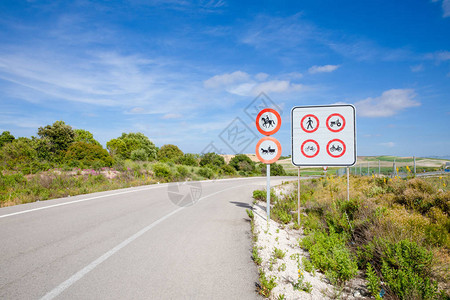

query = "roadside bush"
[300, 229, 358, 284]
[152, 163, 173, 181]
[219, 164, 236, 176]
[229, 154, 254, 172]
[175, 165, 189, 179]
[199, 152, 225, 167]
[197, 166, 214, 179]
[65, 142, 113, 168]
[177, 153, 199, 166]
[130, 149, 148, 161]
[380, 240, 438, 299]
[157, 144, 183, 162]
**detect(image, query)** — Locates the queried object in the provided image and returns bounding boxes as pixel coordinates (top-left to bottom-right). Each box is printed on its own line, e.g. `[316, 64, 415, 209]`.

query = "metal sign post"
[255, 109, 282, 222]
[297, 167, 301, 225]
[267, 164, 271, 220]
[291, 104, 357, 206]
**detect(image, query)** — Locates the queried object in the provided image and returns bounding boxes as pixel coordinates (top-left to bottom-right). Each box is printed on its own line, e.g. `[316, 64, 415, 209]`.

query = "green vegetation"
[0, 121, 289, 207]
[253, 175, 450, 299]
[258, 269, 277, 297]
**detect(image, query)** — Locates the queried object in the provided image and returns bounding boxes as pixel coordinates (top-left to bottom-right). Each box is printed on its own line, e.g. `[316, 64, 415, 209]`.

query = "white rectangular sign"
[291, 104, 356, 166]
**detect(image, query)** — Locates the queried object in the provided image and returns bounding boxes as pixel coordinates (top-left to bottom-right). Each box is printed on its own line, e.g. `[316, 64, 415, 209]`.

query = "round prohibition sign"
[326, 139, 346, 158]
[255, 136, 282, 164]
[301, 139, 320, 158]
[326, 113, 346, 132]
[300, 114, 319, 133]
[256, 108, 281, 136]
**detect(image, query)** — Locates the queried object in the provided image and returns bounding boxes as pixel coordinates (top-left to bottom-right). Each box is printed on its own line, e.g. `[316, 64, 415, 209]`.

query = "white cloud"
[433, 0, 450, 17]
[410, 64, 424, 72]
[203, 71, 250, 89]
[255, 72, 269, 81]
[380, 142, 395, 148]
[162, 113, 182, 119]
[204, 71, 304, 96]
[308, 64, 340, 74]
[354, 89, 420, 117]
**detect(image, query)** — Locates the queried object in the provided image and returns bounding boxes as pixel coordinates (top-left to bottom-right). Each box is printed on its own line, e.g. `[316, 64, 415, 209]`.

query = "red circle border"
[300, 114, 319, 133]
[255, 136, 282, 164]
[326, 139, 346, 158]
[256, 108, 281, 136]
[326, 113, 346, 132]
[301, 139, 320, 158]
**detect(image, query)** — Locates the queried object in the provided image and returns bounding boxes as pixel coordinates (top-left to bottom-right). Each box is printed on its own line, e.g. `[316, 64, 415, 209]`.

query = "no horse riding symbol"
[261, 114, 275, 128]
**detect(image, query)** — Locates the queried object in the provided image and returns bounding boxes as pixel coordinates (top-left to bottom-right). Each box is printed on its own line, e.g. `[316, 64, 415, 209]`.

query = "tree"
[260, 162, 286, 176]
[229, 154, 255, 172]
[106, 132, 157, 161]
[64, 142, 113, 167]
[37, 121, 75, 155]
[199, 152, 225, 167]
[0, 131, 15, 148]
[157, 144, 183, 162]
[177, 153, 199, 166]
[73, 129, 101, 146]
[0, 137, 39, 173]
[106, 138, 127, 158]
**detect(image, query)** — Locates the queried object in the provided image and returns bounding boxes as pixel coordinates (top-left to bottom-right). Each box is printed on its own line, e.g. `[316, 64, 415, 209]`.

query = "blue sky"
[0, 0, 449, 157]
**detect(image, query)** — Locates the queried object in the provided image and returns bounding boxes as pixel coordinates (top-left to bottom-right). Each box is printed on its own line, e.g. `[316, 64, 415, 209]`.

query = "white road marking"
[0, 186, 160, 219]
[0, 177, 267, 219]
[40, 184, 254, 300]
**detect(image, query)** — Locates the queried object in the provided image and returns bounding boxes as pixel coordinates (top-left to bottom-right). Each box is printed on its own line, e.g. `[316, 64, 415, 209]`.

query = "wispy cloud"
[380, 142, 395, 148]
[308, 64, 340, 74]
[410, 64, 424, 72]
[354, 89, 420, 117]
[432, 0, 450, 17]
[204, 70, 304, 96]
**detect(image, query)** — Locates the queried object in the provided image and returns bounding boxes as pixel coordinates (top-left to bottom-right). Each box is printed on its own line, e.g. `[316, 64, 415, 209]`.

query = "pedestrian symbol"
[300, 114, 319, 133]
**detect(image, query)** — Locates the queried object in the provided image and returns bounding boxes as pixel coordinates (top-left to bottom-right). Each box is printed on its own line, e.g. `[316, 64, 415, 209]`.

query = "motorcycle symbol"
[330, 118, 341, 127]
[330, 144, 342, 152]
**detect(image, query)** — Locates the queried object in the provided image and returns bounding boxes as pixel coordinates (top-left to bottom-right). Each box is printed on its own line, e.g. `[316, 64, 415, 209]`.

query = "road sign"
[291, 104, 356, 166]
[256, 136, 282, 164]
[323, 166, 328, 171]
[256, 108, 281, 136]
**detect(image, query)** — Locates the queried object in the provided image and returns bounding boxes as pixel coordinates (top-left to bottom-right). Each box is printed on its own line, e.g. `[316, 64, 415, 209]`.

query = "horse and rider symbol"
[260, 145, 276, 155]
[261, 115, 276, 128]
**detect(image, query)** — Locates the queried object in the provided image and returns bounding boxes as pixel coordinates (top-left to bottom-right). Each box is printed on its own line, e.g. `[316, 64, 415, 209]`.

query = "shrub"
[199, 152, 225, 167]
[380, 240, 438, 300]
[152, 163, 173, 181]
[157, 144, 183, 162]
[197, 166, 214, 179]
[176, 165, 189, 179]
[258, 269, 277, 297]
[130, 149, 148, 161]
[229, 154, 254, 172]
[300, 229, 358, 284]
[219, 164, 236, 176]
[177, 153, 199, 166]
[65, 142, 113, 168]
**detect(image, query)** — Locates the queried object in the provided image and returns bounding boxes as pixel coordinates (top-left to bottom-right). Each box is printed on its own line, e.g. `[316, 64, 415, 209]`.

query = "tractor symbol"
[330, 118, 342, 127]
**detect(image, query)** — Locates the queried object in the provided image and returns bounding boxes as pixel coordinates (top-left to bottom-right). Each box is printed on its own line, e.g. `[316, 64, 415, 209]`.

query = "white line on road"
[0, 177, 267, 219]
[40, 183, 255, 300]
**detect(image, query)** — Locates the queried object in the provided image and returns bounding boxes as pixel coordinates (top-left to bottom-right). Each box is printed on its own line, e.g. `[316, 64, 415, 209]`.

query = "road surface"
[0, 177, 294, 299]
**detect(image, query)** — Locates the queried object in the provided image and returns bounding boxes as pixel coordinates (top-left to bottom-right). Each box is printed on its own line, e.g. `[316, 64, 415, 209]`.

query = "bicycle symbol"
[305, 145, 316, 152]
[330, 144, 342, 152]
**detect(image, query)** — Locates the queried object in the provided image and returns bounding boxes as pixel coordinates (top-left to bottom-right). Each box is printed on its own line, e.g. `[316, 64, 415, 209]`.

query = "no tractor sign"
[291, 104, 356, 166]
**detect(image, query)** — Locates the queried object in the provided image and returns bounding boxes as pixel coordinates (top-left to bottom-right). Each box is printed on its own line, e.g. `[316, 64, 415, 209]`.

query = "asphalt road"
[0, 176, 294, 299]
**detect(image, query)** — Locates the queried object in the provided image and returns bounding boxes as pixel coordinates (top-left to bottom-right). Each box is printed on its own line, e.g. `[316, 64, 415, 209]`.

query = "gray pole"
[267, 164, 270, 221]
[360, 164, 362, 176]
[414, 156, 416, 175]
[297, 167, 300, 225]
[347, 167, 350, 201]
[393, 159, 396, 177]
[378, 160, 381, 175]
[367, 161, 369, 176]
